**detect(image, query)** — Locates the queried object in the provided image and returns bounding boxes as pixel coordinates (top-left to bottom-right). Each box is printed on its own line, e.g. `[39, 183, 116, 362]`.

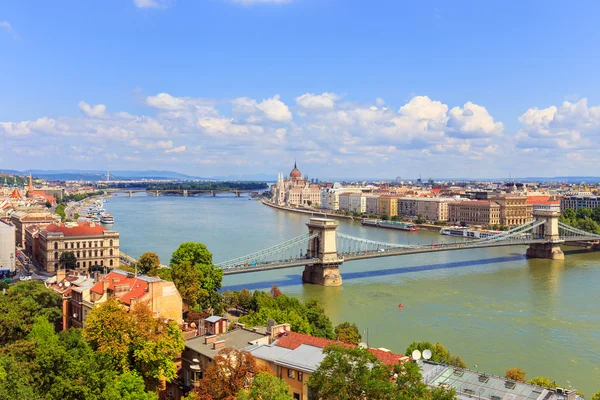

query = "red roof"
[10, 188, 22, 199]
[275, 331, 407, 365]
[44, 222, 107, 237]
[90, 271, 150, 305]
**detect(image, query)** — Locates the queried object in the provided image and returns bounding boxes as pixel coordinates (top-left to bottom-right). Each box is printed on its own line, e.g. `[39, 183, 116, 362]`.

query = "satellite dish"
[411, 350, 422, 360]
[423, 349, 432, 360]
[358, 342, 368, 349]
[58, 282, 63, 287]
[64, 281, 71, 287]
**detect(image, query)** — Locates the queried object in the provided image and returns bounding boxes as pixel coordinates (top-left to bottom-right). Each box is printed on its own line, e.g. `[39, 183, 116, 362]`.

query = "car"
[19, 274, 32, 281]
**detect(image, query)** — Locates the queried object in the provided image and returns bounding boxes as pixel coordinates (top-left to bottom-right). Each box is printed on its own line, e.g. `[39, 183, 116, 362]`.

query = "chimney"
[204, 335, 217, 344]
[212, 340, 225, 350]
[56, 268, 66, 282]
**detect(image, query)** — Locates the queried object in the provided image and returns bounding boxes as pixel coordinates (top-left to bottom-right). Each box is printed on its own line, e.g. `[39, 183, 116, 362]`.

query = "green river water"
[104, 194, 600, 394]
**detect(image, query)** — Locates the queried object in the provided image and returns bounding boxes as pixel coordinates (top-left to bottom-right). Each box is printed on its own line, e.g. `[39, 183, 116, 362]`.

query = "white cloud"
[446, 102, 503, 138]
[0, 21, 19, 39]
[296, 92, 340, 110]
[232, 95, 292, 122]
[165, 145, 186, 154]
[78, 101, 107, 118]
[133, 0, 172, 9]
[146, 93, 186, 110]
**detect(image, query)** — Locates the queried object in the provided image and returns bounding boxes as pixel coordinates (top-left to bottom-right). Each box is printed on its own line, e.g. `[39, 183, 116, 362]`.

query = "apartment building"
[448, 201, 500, 226]
[10, 210, 60, 246]
[397, 197, 418, 217]
[490, 194, 532, 226]
[378, 195, 399, 217]
[561, 195, 600, 212]
[416, 198, 455, 222]
[365, 194, 380, 214]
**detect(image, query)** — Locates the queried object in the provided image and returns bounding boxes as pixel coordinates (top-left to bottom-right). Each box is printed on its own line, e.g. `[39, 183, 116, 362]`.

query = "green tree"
[55, 204, 66, 220]
[394, 360, 429, 399]
[308, 344, 396, 400]
[60, 251, 78, 270]
[170, 242, 223, 311]
[236, 371, 294, 400]
[430, 386, 458, 400]
[576, 207, 592, 220]
[405, 341, 466, 368]
[74, 212, 80, 220]
[591, 391, 600, 400]
[414, 213, 426, 224]
[103, 372, 158, 400]
[505, 367, 526, 382]
[305, 299, 335, 339]
[528, 377, 558, 388]
[334, 322, 362, 345]
[391, 215, 400, 221]
[562, 208, 576, 220]
[381, 214, 390, 221]
[83, 299, 184, 390]
[45, 200, 52, 208]
[578, 218, 600, 234]
[0, 281, 61, 345]
[137, 252, 161, 275]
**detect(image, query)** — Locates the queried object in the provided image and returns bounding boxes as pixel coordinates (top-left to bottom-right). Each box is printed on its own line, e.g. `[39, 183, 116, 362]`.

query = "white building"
[0, 220, 16, 276]
[348, 193, 366, 213]
[365, 194, 380, 215]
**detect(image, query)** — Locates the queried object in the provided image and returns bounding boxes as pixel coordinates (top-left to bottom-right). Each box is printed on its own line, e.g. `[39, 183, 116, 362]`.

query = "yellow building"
[378, 195, 399, 217]
[448, 201, 500, 226]
[490, 194, 533, 226]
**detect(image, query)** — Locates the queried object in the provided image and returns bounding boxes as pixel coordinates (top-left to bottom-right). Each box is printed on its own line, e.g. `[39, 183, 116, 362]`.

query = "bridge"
[105, 188, 256, 197]
[216, 206, 600, 286]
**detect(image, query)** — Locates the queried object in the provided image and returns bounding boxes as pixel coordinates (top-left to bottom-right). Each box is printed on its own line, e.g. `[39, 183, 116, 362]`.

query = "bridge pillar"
[235, 191, 241, 197]
[526, 206, 564, 260]
[129, 191, 132, 197]
[211, 190, 215, 197]
[156, 191, 159, 197]
[183, 189, 188, 197]
[302, 218, 343, 286]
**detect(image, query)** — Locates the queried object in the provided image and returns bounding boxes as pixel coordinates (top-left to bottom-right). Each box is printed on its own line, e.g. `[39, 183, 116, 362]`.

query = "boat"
[439, 226, 498, 239]
[100, 213, 115, 224]
[361, 219, 418, 232]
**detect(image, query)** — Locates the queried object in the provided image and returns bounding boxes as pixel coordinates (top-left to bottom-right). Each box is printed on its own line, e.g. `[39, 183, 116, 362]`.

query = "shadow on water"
[222, 254, 526, 292]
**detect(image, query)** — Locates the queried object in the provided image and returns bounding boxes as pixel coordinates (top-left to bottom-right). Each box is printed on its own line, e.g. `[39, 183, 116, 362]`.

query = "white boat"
[439, 227, 498, 239]
[100, 213, 115, 224]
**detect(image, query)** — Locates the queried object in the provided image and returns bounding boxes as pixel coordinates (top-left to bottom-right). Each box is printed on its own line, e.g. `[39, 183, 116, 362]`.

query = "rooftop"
[43, 222, 109, 237]
[185, 328, 268, 360]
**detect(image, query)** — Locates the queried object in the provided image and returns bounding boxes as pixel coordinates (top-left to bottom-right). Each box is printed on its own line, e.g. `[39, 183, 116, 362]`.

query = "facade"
[338, 193, 352, 211]
[378, 195, 399, 217]
[397, 197, 419, 218]
[0, 220, 16, 276]
[11, 210, 61, 246]
[416, 198, 454, 222]
[31, 222, 120, 272]
[272, 163, 321, 207]
[561, 195, 600, 211]
[320, 186, 364, 211]
[448, 201, 500, 226]
[348, 193, 366, 213]
[490, 194, 532, 226]
[365, 194, 380, 214]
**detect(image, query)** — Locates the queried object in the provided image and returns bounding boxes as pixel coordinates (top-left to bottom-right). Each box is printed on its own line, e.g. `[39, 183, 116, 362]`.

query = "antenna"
[106, 166, 110, 183]
[411, 350, 422, 361]
[423, 349, 432, 360]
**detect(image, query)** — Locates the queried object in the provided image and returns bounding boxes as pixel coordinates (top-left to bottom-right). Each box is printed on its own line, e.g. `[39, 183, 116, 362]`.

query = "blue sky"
[1, 0, 600, 179]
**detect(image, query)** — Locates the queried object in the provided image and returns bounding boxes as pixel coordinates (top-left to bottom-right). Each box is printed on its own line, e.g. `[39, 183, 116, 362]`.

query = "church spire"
[294, 160, 297, 169]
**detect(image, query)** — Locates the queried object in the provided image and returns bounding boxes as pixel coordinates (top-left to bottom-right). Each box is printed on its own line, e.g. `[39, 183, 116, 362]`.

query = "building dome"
[289, 162, 302, 180]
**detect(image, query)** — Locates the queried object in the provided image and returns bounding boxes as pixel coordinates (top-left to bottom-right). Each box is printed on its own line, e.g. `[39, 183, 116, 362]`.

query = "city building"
[365, 194, 380, 215]
[378, 195, 399, 217]
[0, 220, 16, 276]
[561, 195, 600, 212]
[397, 197, 419, 218]
[489, 194, 532, 226]
[26, 175, 57, 206]
[416, 197, 454, 222]
[30, 221, 120, 272]
[272, 163, 321, 207]
[11, 210, 61, 247]
[448, 201, 500, 226]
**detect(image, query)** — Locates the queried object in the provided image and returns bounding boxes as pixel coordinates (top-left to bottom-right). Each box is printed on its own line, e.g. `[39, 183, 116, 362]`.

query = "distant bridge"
[215, 206, 600, 286]
[105, 188, 258, 197]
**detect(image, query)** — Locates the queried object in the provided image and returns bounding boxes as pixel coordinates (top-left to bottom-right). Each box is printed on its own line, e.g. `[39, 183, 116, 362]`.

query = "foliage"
[591, 391, 600, 400]
[528, 376, 558, 388]
[170, 242, 223, 311]
[102, 372, 158, 400]
[560, 207, 600, 234]
[367, 214, 378, 219]
[393, 359, 429, 399]
[60, 251, 78, 270]
[83, 299, 184, 390]
[192, 348, 264, 400]
[405, 341, 466, 368]
[45, 200, 52, 208]
[137, 252, 161, 275]
[308, 344, 396, 400]
[430, 386, 458, 400]
[0, 281, 61, 345]
[381, 214, 389, 221]
[414, 213, 426, 224]
[149, 266, 172, 281]
[55, 204, 66, 220]
[235, 371, 293, 400]
[334, 321, 362, 345]
[238, 291, 334, 338]
[505, 367, 526, 382]
[270, 285, 283, 298]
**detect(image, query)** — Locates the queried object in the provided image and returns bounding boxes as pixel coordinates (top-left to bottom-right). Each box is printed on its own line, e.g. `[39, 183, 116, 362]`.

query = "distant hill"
[0, 169, 205, 181]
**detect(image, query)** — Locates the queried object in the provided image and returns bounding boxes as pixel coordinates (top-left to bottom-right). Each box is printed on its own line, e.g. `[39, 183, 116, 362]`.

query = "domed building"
[272, 162, 321, 207]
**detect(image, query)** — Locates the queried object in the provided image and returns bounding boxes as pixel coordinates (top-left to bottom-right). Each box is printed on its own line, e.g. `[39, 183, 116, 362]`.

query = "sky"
[1, 0, 600, 180]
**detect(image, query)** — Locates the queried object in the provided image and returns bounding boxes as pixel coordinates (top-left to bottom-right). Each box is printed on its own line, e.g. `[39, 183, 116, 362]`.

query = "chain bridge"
[216, 206, 600, 286]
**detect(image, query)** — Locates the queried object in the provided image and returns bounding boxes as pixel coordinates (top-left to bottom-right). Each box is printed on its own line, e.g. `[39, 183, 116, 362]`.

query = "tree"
[83, 299, 185, 390]
[334, 322, 362, 345]
[60, 251, 78, 271]
[192, 348, 264, 400]
[308, 344, 396, 400]
[562, 208, 576, 220]
[55, 204, 66, 220]
[391, 215, 400, 221]
[405, 341, 466, 368]
[591, 391, 600, 400]
[170, 242, 223, 311]
[236, 372, 293, 400]
[45, 201, 52, 208]
[137, 252, 160, 275]
[270, 285, 283, 298]
[505, 368, 526, 382]
[576, 207, 592, 220]
[305, 299, 334, 339]
[578, 218, 600, 234]
[103, 372, 158, 400]
[528, 377, 558, 388]
[0, 281, 61, 345]
[393, 360, 429, 399]
[430, 386, 458, 400]
[414, 213, 426, 224]
[381, 214, 390, 221]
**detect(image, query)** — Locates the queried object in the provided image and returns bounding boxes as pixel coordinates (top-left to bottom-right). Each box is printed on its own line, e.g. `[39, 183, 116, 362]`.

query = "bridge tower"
[526, 205, 565, 260]
[183, 189, 188, 197]
[302, 218, 343, 286]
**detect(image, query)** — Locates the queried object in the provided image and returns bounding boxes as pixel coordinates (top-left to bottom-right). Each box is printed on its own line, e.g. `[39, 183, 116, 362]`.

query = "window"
[77, 242, 80, 248]
[287, 369, 294, 379]
[100, 250, 103, 256]
[100, 260, 104, 266]
[83, 242, 86, 248]
[54, 252, 58, 260]
[95, 250, 98, 257]
[110, 260, 113, 267]
[83, 261, 86, 268]
[109, 239, 113, 247]
[77, 251, 80, 258]
[110, 249, 113, 256]
[297, 372, 303, 382]
[77, 262, 80, 268]
[293, 394, 300, 400]
[54, 263, 58, 270]
[54, 242, 58, 250]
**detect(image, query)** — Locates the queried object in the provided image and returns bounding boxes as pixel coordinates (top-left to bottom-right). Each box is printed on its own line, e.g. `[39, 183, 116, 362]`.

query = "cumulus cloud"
[516, 98, 600, 150]
[232, 95, 292, 122]
[296, 92, 340, 110]
[165, 145, 186, 154]
[446, 102, 503, 139]
[78, 101, 107, 118]
[0, 21, 19, 39]
[146, 93, 186, 110]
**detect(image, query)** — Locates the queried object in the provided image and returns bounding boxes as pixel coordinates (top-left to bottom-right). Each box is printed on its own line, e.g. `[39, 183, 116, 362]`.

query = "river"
[104, 193, 600, 394]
